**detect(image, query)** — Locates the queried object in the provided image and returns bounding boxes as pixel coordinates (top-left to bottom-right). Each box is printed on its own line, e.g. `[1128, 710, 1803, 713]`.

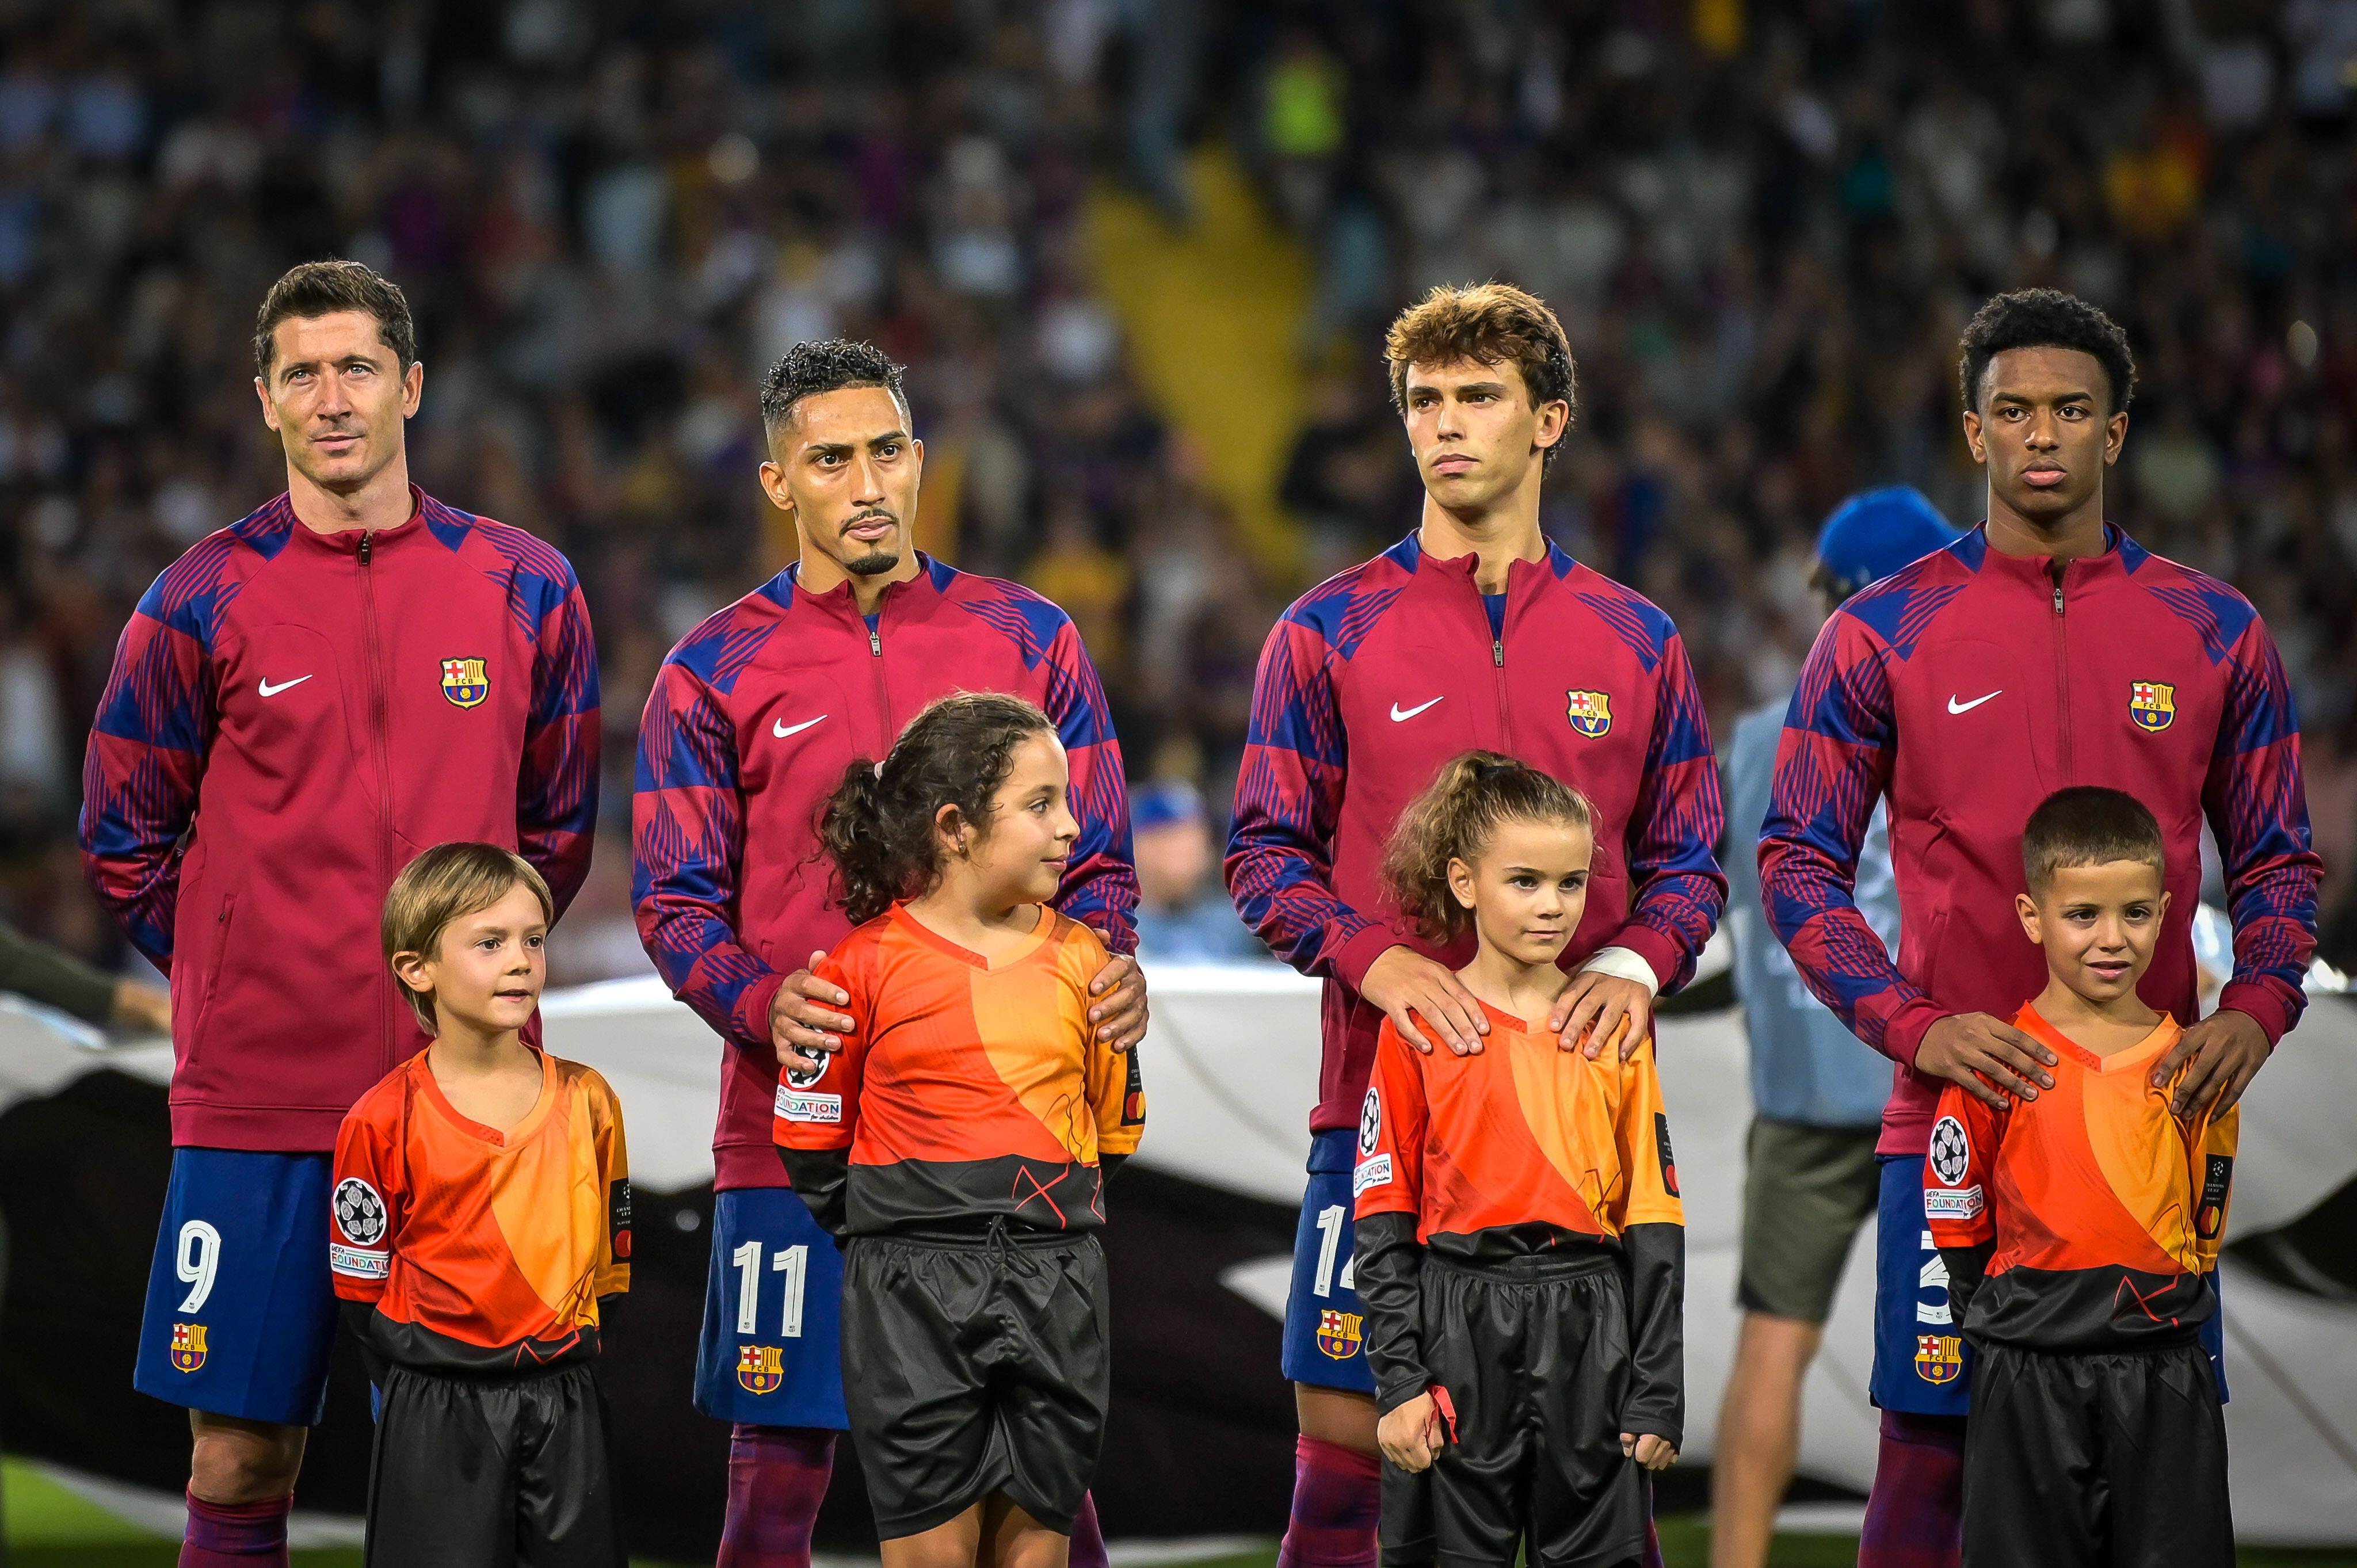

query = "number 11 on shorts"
[732, 1242, 807, 1338]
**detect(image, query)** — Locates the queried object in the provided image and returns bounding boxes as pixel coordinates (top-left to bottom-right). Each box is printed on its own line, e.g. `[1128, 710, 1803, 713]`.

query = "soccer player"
[632, 341, 1142, 1565]
[1354, 753, 1682, 1566]
[1929, 788, 2236, 1566]
[777, 693, 1143, 1566]
[335, 844, 631, 1567]
[1226, 283, 1725, 1568]
[1711, 488, 1956, 1568]
[1759, 288, 2320, 1568]
[79, 260, 600, 1568]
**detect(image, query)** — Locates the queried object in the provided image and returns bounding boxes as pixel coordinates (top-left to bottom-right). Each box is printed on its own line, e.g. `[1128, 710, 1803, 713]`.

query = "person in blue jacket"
[1710, 487, 1958, 1568]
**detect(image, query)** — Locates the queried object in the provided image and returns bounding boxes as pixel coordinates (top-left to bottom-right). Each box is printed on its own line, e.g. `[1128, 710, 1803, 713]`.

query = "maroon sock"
[1859, 1410, 1966, 1568]
[1069, 1491, 1109, 1566]
[1276, 1435, 1380, 1568]
[180, 1491, 291, 1566]
[716, 1424, 836, 1568]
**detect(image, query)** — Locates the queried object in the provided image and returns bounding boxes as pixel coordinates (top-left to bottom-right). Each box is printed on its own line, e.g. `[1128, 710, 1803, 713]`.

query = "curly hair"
[819, 693, 1057, 925]
[1958, 288, 2137, 415]
[1381, 751, 1595, 944]
[1384, 281, 1577, 467]
[760, 338, 911, 436]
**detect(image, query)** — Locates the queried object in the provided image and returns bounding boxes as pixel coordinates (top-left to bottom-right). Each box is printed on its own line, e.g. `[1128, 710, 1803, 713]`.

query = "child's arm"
[588, 1070, 632, 1301]
[1608, 1039, 1686, 1453]
[1351, 1023, 1432, 1417]
[1080, 928, 1145, 1183]
[328, 1097, 405, 1311]
[774, 949, 868, 1238]
[2184, 1094, 2240, 1275]
[1925, 1084, 2003, 1325]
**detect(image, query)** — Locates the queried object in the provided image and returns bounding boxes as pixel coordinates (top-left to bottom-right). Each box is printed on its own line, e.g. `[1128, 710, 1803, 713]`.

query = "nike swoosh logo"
[1947, 690, 2001, 715]
[257, 676, 313, 697]
[1390, 697, 1444, 722]
[773, 715, 827, 739]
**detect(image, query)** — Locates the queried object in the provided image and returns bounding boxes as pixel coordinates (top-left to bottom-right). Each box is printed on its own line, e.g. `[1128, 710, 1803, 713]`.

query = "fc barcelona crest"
[440, 657, 490, 709]
[2129, 680, 2175, 733]
[1914, 1333, 1962, 1384]
[171, 1322, 209, 1374]
[1565, 689, 1612, 739]
[1315, 1308, 1364, 1360]
[736, 1344, 784, 1395]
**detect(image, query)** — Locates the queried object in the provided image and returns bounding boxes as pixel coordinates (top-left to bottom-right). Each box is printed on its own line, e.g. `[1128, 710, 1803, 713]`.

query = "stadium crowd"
[3, 0, 2355, 988]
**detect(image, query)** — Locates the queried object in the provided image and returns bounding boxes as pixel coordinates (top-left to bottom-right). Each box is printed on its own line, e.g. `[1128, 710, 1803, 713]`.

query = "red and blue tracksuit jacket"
[1225, 533, 1727, 1136]
[632, 555, 1137, 1191]
[79, 487, 600, 1151]
[1759, 524, 2320, 1156]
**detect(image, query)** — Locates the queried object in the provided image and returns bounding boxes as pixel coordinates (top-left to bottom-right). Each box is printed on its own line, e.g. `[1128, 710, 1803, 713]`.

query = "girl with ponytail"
[1353, 750, 1687, 1563]
[781, 692, 1144, 1565]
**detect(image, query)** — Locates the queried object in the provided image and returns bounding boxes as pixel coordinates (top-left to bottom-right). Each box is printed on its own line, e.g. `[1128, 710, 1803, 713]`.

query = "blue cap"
[1131, 780, 1205, 834]
[1814, 487, 1959, 594]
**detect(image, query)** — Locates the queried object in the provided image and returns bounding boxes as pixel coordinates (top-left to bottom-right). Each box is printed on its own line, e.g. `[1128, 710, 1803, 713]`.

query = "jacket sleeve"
[1035, 616, 1138, 954]
[2203, 616, 2321, 1047]
[588, 1070, 632, 1299]
[775, 949, 866, 1238]
[518, 552, 601, 919]
[1351, 1023, 1430, 1413]
[1079, 930, 1146, 1158]
[1608, 630, 1729, 993]
[1225, 613, 1394, 991]
[1927, 1083, 2001, 1323]
[1759, 612, 1945, 1065]
[632, 661, 786, 1049]
[1609, 1040, 1684, 1445]
[78, 564, 218, 971]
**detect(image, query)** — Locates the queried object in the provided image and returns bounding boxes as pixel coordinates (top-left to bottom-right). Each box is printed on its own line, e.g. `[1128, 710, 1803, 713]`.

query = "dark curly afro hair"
[1958, 288, 2137, 415]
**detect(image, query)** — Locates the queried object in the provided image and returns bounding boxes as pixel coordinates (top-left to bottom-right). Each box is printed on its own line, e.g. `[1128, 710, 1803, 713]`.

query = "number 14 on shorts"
[732, 1241, 809, 1338]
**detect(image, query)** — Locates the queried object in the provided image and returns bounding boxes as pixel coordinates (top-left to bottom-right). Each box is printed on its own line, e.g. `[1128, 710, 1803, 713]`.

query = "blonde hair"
[1381, 751, 1595, 944]
[383, 842, 554, 1033]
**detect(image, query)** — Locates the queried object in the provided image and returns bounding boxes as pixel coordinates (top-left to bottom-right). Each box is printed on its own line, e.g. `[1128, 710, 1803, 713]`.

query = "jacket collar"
[782, 551, 949, 623]
[1968, 520, 2133, 591]
[1395, 529, 1574, 593]
[278, 483, 437, 555]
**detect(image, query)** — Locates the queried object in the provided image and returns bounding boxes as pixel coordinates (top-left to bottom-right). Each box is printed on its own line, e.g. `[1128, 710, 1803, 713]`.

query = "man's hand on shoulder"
[2151, 1008, 2270, 1117]
[1088, 951, 1148, 1051]
[1360, 946, 1488, 1056]
[1914, 1013, 2057, 1110]
[771, 951, 854, 1074]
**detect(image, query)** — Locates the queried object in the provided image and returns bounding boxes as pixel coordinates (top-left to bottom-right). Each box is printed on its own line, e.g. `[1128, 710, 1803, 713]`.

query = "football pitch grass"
[5, 1460, 2351, 1567]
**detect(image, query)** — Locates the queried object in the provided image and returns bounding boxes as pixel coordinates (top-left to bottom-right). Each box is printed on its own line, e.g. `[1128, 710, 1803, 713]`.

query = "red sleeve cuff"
[1882, 997, 1951, 1069]
[1603, 924, 1685, 992]
[2214, 982, 2295, 1048]
[735, 971, 787, 1051]
[1331, 924, 1399, 994]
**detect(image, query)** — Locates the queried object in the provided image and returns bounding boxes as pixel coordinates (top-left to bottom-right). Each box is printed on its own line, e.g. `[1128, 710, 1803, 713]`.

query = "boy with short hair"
[1927, 788, 2236, 1567]
[333, 843, 631, 1567]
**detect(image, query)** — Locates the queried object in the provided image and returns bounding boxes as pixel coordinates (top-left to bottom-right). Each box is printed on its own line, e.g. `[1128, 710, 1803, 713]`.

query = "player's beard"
[846, 546, 901, 576]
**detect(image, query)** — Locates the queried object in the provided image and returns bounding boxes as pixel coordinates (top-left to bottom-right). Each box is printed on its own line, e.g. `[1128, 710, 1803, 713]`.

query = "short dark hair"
[254, 260, 417, 376]
[1384, 282, 1577, 468]
[1958, 288, 2137, 415]
[760, 339, 911, 437]
[2020, 786, 2165, 895]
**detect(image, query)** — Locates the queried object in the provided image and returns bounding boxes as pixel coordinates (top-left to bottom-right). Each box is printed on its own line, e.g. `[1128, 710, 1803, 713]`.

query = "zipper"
[2049, 566, 2072, 776]
[358, 530, 399, 1068]
[867, 595, 893, 736]
[1482, 575, 1512, 749]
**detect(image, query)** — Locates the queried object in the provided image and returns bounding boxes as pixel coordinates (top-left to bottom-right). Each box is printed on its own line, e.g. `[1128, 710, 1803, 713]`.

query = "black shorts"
[1382, 1252, 1652, 1568]
[364, 1360, 623, 1568]
[841, 1225, 1109, 1539]
[1964, 1340, 2231, 1568]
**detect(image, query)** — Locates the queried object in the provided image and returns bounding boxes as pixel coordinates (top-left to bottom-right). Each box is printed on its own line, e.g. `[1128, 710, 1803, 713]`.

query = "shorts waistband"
[1427, 1246, 1619, 1283]
[864, 1216, 1093, 1252]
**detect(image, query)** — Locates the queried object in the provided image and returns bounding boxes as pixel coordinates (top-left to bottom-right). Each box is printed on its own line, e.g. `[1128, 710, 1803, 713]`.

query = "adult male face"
[1961, 344, 2127, 534]
[758, 384, 924, 579]
[253, 310, 422, 498]
[1398, 356, 1567, 517]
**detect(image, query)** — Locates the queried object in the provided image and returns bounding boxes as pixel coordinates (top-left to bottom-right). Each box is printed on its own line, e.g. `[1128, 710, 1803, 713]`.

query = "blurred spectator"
[1130, 781, 1265, 963]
